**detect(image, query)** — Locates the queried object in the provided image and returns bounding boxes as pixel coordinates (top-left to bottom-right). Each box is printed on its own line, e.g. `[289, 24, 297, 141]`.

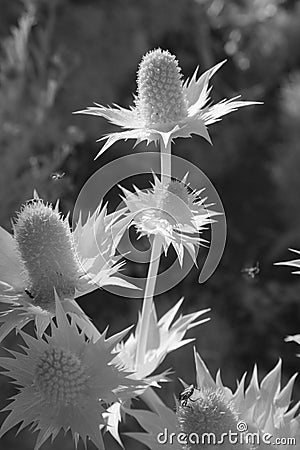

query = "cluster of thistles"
[0, 49, 299, 450]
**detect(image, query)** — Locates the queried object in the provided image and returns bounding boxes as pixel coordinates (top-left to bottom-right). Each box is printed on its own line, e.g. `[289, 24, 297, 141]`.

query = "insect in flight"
[241, 261, 260, 279]
[51, 172, 65, 181]
[179, 384, 197, 407]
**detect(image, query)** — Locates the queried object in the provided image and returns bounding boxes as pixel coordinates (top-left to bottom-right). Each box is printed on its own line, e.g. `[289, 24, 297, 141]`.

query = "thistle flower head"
[0, 296, 141, 450]
[193, 350, 300, 449]
[76, 48, 261, 157]
[0, 194, 134, 341]
[177, 387, 246, 450]
[135, 49, 188, 127]
[14, 199, 80, 310]
[113, 174, 218, 266]
[127, 352, 300, 450]
[34, 346, 89, 407]
[167, 179, 190, 203]
[126, 386, 245, 450]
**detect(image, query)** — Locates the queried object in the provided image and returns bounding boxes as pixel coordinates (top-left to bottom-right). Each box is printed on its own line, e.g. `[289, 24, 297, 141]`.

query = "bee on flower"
[125, 349, 300, 450]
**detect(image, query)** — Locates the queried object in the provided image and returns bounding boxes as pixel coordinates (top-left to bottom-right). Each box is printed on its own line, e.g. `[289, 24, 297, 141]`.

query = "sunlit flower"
[112, 174, 218, 266]
[76, 48, 260, 157]
[115, 297, 210, 385]
[275, 248, 300, 274]
[126, 349, 300, 450]
[193, 350, 300, 449]
[0, 296, 142, 450]
[0, 194, 134, 340]
[102, 298, 210, 445]
[125, 389, 245, 450]
[177, 386, 246, 450]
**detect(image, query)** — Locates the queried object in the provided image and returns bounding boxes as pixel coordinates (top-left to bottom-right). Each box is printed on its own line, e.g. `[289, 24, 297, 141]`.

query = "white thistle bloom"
[112, 174, 218, 266]
[0, 194, 134, 340]
[0, 296, 143, 450]
[126, 350, 300, 450]
[76, 48, 260, 157]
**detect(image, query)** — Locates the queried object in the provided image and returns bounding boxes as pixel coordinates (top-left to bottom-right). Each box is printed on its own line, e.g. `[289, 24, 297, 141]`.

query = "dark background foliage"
[1, 0, 300, 448]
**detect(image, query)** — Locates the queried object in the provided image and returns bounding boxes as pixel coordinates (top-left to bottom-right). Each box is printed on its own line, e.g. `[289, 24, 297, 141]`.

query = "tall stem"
[135, 138, 171, 367]
[135, 234, 162, 366]
[160, 139, 172, 186]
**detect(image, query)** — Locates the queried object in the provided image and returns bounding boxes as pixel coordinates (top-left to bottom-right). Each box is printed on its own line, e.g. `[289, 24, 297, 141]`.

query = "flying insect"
[51, 172, 65, 181]
[241, 261, 260, 279]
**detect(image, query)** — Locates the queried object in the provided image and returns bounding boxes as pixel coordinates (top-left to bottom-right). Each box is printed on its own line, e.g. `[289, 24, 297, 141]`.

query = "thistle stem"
[135, 138, 171, 368]
[135, 234, 162, 367]
[161, 139, 172, 186]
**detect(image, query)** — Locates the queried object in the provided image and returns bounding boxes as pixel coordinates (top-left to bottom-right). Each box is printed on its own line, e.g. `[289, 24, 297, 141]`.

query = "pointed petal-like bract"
[127, 353, 299, 450]
[0, 226, 25, 289]
[194, 347, 216, 390]
[124, 395, 182, 450]
[76, 50, 260, 157]
[285, 334, 300, 345]
[115, 299, 209, 384]
[117, 174, 216, 268]
[192, 351, 300, 445]
[275, 249, 300, 274]
[0, 295, 143, 449]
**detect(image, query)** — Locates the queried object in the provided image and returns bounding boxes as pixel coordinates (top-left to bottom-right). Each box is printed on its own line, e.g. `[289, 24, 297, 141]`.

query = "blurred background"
[1, 0, 300, 448]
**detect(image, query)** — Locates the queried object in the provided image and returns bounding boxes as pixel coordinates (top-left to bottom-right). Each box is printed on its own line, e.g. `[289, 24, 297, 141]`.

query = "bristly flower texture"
[177, 386, 247, 450]
[76, 48, 260, 157]
[0, 296, 142, 450]
[0, 195, 133, 340]
[126, 350, 300, 450]
[190, 351, 300, 449]
[112, 174, 218, 266]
